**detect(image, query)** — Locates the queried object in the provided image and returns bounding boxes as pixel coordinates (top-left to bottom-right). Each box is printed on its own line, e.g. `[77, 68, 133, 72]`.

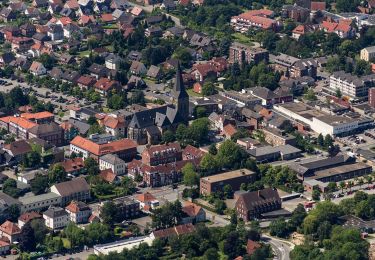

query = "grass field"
[187, 88, 202, 97]
[232, 32, 254, 46]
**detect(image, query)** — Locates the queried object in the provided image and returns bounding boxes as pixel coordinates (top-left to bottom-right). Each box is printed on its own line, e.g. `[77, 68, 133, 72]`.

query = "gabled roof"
[0, 221, 20, 235]
[99, 169, 117, 183]
[51, 177, 90, 196]
[60, 158, 84, 173]
[136, 192, 156, 202]
[236, 188, 281, 211]
[43, 206, 69, 218]
[65, 201, 90, 213]
[182, 202, 202, 217]
[18, 212, 41, 223]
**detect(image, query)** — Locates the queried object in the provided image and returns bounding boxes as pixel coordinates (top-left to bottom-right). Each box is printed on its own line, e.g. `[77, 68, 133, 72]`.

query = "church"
[127, 63, 189, 145]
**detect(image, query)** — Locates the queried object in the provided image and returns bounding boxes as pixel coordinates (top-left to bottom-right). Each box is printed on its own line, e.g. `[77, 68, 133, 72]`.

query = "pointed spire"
[173, 61, 188, 99]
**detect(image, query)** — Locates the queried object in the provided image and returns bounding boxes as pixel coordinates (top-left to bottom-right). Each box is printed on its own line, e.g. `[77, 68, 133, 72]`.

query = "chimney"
[257, 190, 260, 197]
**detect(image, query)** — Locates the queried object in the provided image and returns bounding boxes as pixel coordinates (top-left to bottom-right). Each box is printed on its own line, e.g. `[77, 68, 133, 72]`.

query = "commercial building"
[228, 42, 269, 65]
[94, 236, 154, 255]
[360, 46, 375, 62]
[274, 102, 374, 136]
[369, 88, 375, 108]
[200, 169, 256, 196]
[247, 145, 302, 162]
[235, 188, 281, 221]
[303, 162, 372, 192]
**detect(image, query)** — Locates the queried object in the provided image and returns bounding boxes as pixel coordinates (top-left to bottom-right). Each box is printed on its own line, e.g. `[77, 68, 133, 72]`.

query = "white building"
[18, 192, 62, 213]
[65, 201, 92, 224]
[94, 235, 154, 255]
[43, 206, 69, 230]
[360, 46, 375, 62]
[99, 154, 126, 175]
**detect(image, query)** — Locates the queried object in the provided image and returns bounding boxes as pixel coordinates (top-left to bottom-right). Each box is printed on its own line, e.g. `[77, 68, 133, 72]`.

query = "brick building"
[229, 42, 269, 65]
[200, 169, 256, 196]
[141, 142, 182, 166]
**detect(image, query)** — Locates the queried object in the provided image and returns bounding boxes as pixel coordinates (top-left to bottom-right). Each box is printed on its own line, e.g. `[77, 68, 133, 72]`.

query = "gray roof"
[248, 145, 301, 157]
[100, 154, 125, 165]
[43, 206, 68, 218]
[19, 192, 60, 205]
[52, 177, 89, 197]
[68, 118, 90, 135]
[29, 122, 62, 135]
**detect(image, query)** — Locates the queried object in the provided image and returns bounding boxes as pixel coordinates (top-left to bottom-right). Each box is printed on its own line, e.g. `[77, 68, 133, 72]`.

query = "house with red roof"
[94, 78, 121, 96]
[0, 221, 21, 243]
[60, 158, 85, 176]
[18, 212, 42, 228]
[65, 201, 92, 223]
[136, 192, 159, 211]
[77, 75, 97, 90]
[223, 123, 238, 139]
[231, 9, 278, 32]
[311, 1, 326, 11]
[247, 240, 261, 255]
[181, 202, 206, 224]
[320, 20, 355, 38]
[99, 169, 120, 184]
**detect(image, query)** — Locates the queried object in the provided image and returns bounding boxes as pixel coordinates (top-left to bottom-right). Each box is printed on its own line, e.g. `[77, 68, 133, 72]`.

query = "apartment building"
[328, 71, 375, 99]
[231, 9, 278, 32]
[99, 154, 126, 175]
[228, 42, 269, 65]
[141, 142, 182, 166]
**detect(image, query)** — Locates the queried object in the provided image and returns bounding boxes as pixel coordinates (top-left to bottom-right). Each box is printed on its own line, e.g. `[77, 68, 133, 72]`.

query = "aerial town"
[0, 0, 375, 259]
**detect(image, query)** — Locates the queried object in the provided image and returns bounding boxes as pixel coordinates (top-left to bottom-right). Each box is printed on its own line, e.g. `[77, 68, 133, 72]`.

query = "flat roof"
[315, 114, 357, 126]
[19, 192, 60, 205]
[311, 163, 371, 180]
[201, 169, 255, 183]
[94, 236, 154, 255]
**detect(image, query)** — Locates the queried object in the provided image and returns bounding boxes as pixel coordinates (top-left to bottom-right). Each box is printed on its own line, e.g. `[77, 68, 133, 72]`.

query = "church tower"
[172, 62, 189, 120]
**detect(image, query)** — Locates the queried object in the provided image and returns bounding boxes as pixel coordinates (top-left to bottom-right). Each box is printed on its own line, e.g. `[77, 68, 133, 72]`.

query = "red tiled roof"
[18, 212, 41, 223]
[182, 202, 202, 217]
[103, 116, 125, 129]
[223, 123, 237, 137]
[131, 6, 143, 16]
[21, 111, 54, 120]
[182, 145, 205, 160]
[65, 201, 90, 213]
[58, 17, 72, 26]
[0, 116, 37, 129]
[77, 75, 96, 86]
[311, 1, 326, 11]
[293, 24, 306, 35]
[94, 78, 120, 91]
[70, 136, 137, 156]
[99, 169, 117, 183]
[247, 240, 261, 255]
[101, 14, 113, 22]
[136, 192, 156, 202]
[153, 223, 195, 239]
[0, 221, 20, 235]
[60, 158, 84, 173]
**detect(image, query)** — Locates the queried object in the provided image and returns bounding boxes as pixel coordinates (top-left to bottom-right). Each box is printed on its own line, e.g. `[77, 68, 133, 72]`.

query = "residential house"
[60, 158, 85, 176]
[47, 24, 64, 41]
[145, 26, 163, 37]
[231, 9, 278, 32]
[147, 65, 162, 80]
[181, 202, 206, 224]
[141, 143, 182, 166]
[105, 54, 122, 70]
[99, 198, 140, 220]
[18, 212, 42, 229]
[152, 223, 196, 239]
[89, 63, 108, 79]
[130, 61, 147, 75]
[11, 37, 34, 52]
[0, 221, 21, 243]
[282, 4, 310, 22]
[77, 75, 97, 90]
[29, 61, 47, 76]
[0, 9, 16, 22]
[65, 201, 92, 223]
[0, 53, 14, 67]
[99, 169, 120, 183]
[50, 177, 91, 205]
[94, 78, 121, 96]
[1, 140, 32, 165]
[43, 207, 69, 229]
[136, 192, 159, 211]
[20, 23, 36, 37]
[320, 20, 355, 38]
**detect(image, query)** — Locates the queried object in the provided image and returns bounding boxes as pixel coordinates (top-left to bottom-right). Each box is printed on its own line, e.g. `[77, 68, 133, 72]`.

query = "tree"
[48, 164, 67, 184]
[216, 140, 246, 169]
[161, 130, 175, 144]
[366, 175, 373, 188]
[195, 106, 207, 118]
[312, 189, 320, 201]
[30, 219, 48, 245]
[304, 88, 317, 101]
[201, 82, 217, 96]
[64, 222, 86, 248]
[336, 0, 360, 12]
[4, 204, 20, 222]
[203, 248, 219, 260]
[335, 88, 342, 98]
[87, 116, 97, 125]
[339, 181, 346, 193]
[107, 94, 126, 110]
[324, 134, 334, 149]
[317, 133, 324, 147]
[223, 184, 233, 199]
[100, 201, 118, 226]
[151, 200, 183, 229]
[3, 179, 21, 198]
[173, 48, 192, 68]
[358, 178, 364, 189]
[269, 218, 290, 238]
[85, 223, 113, 245]
[121, 176, 136, 195]
[30, 173, 49, 195]
[84, 157, 100, 176]
[327, 182, 337, 193]
[199, 153, 219, 175]
[22, 151, 41, 168]
[182, 163, 199, 187]
[214, 199, 226, 214]
[208, 144, 217, 155]
[19, 222, 36, 252]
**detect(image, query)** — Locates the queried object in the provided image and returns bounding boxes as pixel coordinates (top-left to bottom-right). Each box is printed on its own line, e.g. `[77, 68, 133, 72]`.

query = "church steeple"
[172, 62, 189, 120]
[173, 62, 189, 99]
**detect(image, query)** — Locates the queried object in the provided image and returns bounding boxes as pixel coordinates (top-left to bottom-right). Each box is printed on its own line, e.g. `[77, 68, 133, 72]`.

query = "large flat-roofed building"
[200, 169, 256, 195]
[274, 102, 373, 136]
[303, 162, 372, 192]
[220, 91, 262, 108]
[247, 145, 302, 162]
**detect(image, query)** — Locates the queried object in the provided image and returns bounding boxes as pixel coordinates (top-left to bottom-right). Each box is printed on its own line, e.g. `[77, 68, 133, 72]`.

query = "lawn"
[187, 88, 202, 97]
[78, 50, 91, 57]
[232, 32, 255, 46]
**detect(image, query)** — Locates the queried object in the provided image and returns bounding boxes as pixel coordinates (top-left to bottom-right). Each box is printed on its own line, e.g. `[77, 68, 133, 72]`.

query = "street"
[262, 235, 293, 260]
